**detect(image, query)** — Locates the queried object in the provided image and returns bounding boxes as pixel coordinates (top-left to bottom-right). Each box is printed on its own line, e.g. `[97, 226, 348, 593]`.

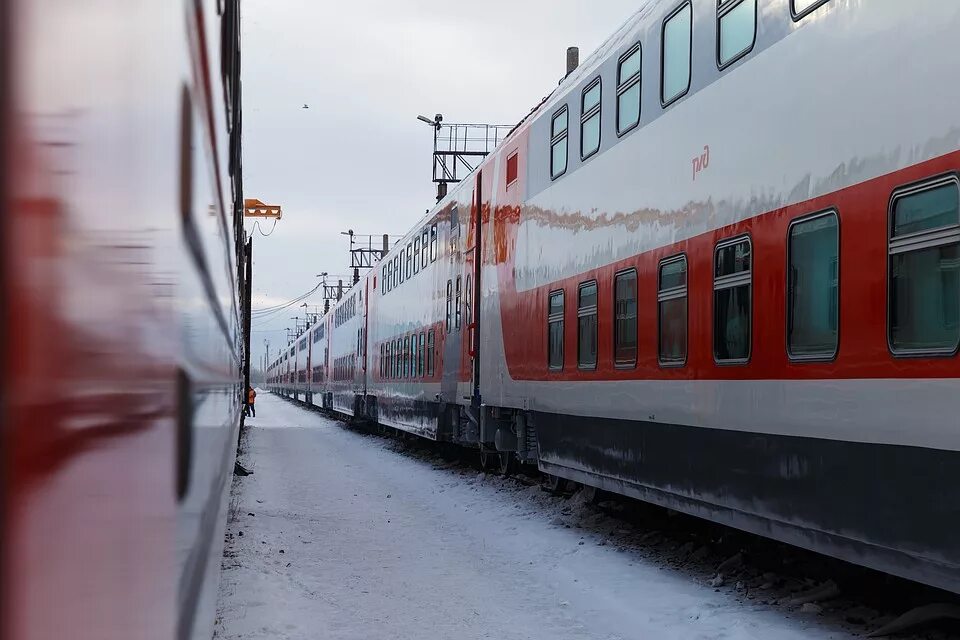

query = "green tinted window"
[788, 213, 839, 358]
[889, 180, 960, 354]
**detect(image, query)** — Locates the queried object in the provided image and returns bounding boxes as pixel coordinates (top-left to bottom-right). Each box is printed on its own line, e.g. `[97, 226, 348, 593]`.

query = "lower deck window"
[714, 238, 751, 362]
[614, 270, 637, 365]
[889, 178, 960, 354]
[427, 330, 436, 376]
[578, 282, 598, 369]
[788, 212, 839, 359]
[548, 290, 564, 370]
[658, 256, 688, 365]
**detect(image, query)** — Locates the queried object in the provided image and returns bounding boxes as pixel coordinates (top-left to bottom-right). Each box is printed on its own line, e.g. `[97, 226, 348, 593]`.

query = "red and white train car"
[269, 0, 960, 594]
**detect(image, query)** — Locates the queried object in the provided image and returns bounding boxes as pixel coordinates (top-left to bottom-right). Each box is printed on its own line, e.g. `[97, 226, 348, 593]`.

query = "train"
[268, 0, 960, 596]
[2, 0, 248, 638]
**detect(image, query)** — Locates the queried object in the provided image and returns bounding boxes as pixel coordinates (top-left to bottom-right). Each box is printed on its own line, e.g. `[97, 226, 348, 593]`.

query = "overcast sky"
[244, 0, 643, 368]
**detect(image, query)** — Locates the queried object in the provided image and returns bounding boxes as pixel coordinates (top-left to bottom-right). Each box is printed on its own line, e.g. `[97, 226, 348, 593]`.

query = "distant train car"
[2, 0, 248, 638]
[271, 0, 960, 594]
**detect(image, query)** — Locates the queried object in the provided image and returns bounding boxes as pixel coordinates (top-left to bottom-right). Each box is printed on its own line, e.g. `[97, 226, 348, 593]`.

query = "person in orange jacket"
[246, 386, 257, 418]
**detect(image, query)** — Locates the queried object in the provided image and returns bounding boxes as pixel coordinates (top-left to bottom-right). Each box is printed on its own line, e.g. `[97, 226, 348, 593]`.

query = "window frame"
[430, 224, 439, 262]
[406, 242, 414, 279]
[577, 280, 599, 370]
[660, 1, 693, 108]
[455, 276, 462, 330]
[418, 333, 426, 377]
[786, 209, 840, 363]
[427, 329, 436, 376]
[399, 249, 406, 285]
[713, 235, 753, 365]
[791, 0, 831, 21]
[550, 105, 569, 181]
[887, 174, 960, 358]
[446, 279, 453, 333]
[506, 150, 519, 188]
[547, 289, 565, 371]
[616, 43, 642, 137]
[613, 268, 638, 368]
[580, 77, 602, 161]
[413, 237, 421, 274]
[717, 0, 757, 71]
[421, 228, 429, 269]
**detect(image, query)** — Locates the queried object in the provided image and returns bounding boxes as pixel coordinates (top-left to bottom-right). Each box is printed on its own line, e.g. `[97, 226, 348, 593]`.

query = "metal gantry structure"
[417, 114, 512, 202]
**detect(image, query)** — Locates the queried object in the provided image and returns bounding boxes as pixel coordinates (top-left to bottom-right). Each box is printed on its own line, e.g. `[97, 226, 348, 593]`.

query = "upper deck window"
[661, 2, 692, 106]
[718, 0, 756, 69]
[550, 106, 569, 180]
[792, 0, 831, 20]
[506, 152, 519, 187]
[580, 79, 602, 160]
[617, 44, 642, 136]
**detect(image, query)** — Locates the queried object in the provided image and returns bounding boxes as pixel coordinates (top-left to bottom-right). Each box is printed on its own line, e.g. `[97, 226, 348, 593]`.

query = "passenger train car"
[2, 0, 249, 638]
[268, 0, 960, 594]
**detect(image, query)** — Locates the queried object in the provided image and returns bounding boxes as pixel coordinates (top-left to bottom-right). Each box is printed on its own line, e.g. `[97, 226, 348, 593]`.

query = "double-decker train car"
[268, 0, 960, 594]
[2, 0, 249, 638]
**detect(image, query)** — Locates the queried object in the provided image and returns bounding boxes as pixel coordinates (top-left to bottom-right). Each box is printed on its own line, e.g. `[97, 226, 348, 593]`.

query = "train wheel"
[544, 474, 569, 495]
[580, 484, 605, 504]
[479, 449, 498, 472]
[498, 452, 517, 476]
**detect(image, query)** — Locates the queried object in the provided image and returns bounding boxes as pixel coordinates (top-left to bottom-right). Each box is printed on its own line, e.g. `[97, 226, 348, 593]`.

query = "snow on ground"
[215, 393, 855, 640]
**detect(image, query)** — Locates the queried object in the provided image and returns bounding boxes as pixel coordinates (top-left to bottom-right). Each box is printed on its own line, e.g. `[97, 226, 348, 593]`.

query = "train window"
[414, 237, 421, 274]
[614, 269, 638, 366]
[399, 249, 406, 285]
[446, 280, 453, 332]
[427, 330, 436, 376]
[550, 106, 569, 180]
[661, 2, 692, 107]
[410, 338, 417, 378]
[659, 256, 688, 366]
[465, 274, 473, 327]
[888, 177, 960, 355]
[617, 44, 642, 136]
[718, 0, 756, 69]
[506, 152, 519, 187]
[379, 344, 384, 378]
[578, 282, 598, 369]
[407, 243, 414, 279]
[581, 78, 602, 160]
[455, 276, 462, 330]
[395, 339, 402, 379]
[404, 336, 412, 378]
[430, 224, 439, 262]
[421, 229, 429, 269]
[788, 212, 839, 360]
[714, 237, 752, 363]
[792, 0, 830, 21]
[418, 333, 426, 377]
[548, 290, 564, 370]
[382, 266, 387, 294]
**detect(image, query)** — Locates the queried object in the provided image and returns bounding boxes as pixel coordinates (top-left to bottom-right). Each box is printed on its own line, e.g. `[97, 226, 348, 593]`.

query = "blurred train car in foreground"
[1, 1, 248, 638]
